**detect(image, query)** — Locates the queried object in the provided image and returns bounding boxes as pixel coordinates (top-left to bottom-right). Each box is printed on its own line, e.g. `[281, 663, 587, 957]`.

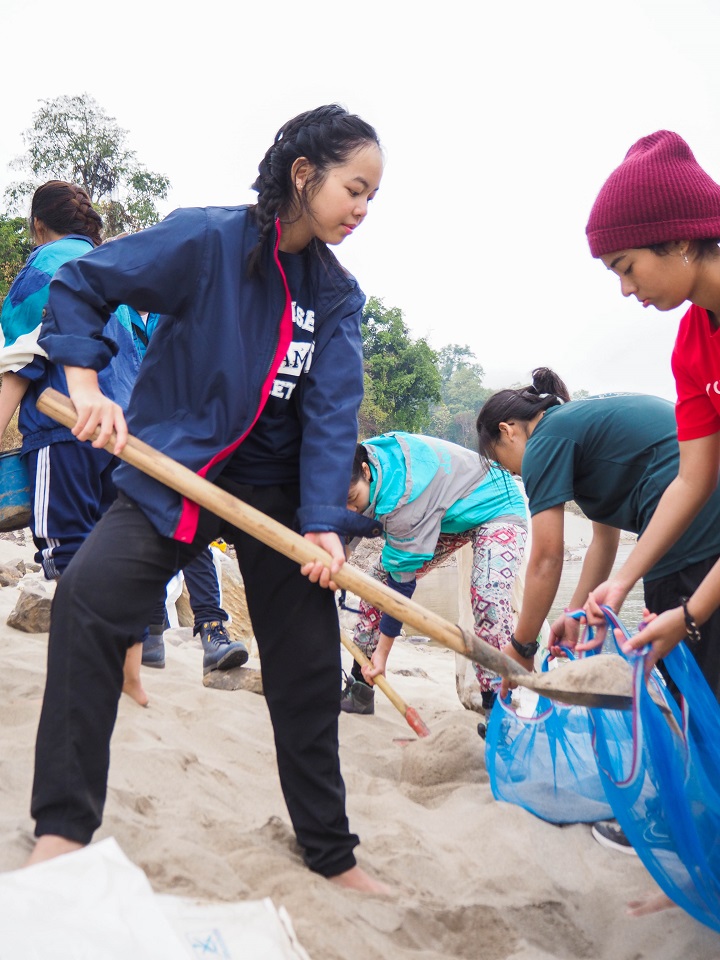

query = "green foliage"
[5, 93, 170, 234]
[0, 215, 32, 308]
[360, 297, 441, 435]
[428, 343, 492, 447]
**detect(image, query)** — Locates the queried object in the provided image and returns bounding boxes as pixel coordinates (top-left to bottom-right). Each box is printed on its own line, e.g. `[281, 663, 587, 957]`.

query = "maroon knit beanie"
[586, 130, 720, 258]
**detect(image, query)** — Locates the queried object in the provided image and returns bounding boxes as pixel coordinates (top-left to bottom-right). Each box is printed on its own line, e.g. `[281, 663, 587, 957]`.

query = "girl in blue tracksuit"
[344, 432, 529, 713]
[27, 105, 386, 892]
[0, 182, 154, 704]
[0, 181, 140, 579]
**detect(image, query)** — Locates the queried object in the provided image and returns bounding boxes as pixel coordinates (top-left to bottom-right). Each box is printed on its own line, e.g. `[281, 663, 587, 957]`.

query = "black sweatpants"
[644, 554, 720, 704]
[31, 484, 359, 877]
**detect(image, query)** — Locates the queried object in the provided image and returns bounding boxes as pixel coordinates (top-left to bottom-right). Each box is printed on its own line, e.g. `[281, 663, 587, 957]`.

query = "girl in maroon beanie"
[585, 131, 720, 917]
[584, 131, 720, 690]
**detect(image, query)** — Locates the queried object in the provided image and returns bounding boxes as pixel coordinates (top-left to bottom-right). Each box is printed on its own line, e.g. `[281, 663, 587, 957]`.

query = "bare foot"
[627, 892, 675, 916]
[123, 642, 149, 707]
[329, 864, 395, 894]
[26, 835, 84, 867]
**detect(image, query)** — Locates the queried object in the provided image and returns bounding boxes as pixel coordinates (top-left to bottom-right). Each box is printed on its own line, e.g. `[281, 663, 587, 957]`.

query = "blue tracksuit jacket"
[0, 234, 141, 453]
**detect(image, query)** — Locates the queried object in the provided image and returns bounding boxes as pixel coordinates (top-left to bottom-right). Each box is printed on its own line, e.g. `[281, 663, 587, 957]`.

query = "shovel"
[339, 630, 431, 737]
[37, 388, 643, 711]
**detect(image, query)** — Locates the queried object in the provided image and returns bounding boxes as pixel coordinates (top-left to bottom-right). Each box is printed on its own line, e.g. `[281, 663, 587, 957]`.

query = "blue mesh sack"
[485, 647, 628, 824]
[592, 606, 720, 933]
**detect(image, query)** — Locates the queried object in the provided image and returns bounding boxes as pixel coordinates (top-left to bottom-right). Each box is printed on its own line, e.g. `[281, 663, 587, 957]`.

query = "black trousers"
[644, 554, 720, 704]
[31, 484, 359, 877]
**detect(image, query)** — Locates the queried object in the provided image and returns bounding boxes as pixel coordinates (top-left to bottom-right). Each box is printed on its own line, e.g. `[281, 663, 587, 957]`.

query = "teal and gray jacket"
[360, 432, 527, 636]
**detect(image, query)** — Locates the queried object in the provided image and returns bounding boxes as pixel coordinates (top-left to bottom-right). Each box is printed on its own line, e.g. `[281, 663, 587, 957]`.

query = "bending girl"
[343, 432, 528, 714]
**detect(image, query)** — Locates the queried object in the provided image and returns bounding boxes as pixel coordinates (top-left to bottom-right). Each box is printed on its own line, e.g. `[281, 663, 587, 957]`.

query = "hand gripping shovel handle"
[340, 630, 430, 737]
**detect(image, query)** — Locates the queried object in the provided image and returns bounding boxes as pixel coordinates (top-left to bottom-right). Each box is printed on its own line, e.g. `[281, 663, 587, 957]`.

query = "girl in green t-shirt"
[475, 367, 720, 701]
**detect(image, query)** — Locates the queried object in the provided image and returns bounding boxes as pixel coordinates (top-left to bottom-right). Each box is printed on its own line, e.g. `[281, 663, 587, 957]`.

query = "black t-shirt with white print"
[225, 249, 316, 485]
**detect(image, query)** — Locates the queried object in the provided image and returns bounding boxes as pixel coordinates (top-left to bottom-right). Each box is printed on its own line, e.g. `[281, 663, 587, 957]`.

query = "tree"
[5, 94, 170, 235]
[360, 297, 441, 434]
[436, 343, 482, 383]
[429, 343, 492, 447]
[0, 215, 32, 308]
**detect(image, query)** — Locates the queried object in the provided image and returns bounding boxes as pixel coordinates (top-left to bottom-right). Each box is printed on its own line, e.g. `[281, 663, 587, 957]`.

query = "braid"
[30, 180, 103, 246]
[246, 104, 380, 278]
[68, 185, 103, 245]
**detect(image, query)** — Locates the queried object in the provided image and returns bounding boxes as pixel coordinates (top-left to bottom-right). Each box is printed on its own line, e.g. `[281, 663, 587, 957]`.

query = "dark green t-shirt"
[521, 393, 720, 581]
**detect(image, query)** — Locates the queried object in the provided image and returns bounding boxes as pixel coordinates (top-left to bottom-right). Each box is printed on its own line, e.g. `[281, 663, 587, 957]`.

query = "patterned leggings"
[351, 521, 528, 692]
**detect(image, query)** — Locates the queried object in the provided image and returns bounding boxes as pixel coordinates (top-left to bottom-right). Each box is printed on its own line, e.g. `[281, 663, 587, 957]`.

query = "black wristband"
[680, 597, 702, 646]
[510, 633, 540, 659]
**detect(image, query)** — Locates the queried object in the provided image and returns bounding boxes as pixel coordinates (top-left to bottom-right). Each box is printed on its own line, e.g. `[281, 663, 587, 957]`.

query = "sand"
[1, 529, 719, 960]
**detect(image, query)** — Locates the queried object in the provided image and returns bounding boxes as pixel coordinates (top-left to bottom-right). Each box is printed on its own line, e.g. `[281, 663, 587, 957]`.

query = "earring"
[683, 253, 689, 265]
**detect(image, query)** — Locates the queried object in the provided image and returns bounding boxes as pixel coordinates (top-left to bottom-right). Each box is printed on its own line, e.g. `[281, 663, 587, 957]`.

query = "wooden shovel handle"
[340, 631, 431, 737]
[36, 388, 531, 683]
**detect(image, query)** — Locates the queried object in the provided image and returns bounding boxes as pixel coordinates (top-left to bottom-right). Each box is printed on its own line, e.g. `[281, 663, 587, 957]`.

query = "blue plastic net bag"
[592, 607, 720, 933]
[485, 649, 630, 824]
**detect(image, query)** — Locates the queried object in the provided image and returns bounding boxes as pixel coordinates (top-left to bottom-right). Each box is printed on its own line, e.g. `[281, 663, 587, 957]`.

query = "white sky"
[3, 0, 719, 400]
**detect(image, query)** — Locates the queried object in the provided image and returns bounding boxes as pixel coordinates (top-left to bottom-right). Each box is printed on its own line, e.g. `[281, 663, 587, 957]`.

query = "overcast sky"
[3, 0, 719, 401]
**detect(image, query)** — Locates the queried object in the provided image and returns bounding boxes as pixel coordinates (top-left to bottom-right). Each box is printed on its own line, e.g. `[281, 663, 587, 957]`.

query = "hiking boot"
[142, 626, 166, 669]
[340, 675, 375, 715]
[198, 620, 249, 675]
[591, 820, 637, 856]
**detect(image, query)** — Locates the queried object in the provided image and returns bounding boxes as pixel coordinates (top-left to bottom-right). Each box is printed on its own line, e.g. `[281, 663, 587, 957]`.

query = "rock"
[7, 582, 52, 633]
[0, 562, 23, 586]
[175, 588, 194, 628]
[203, 666, 264, 695]
[216, 553, 252, 639]
[163, 626, 196, 648]
[392, 667, 432, 680]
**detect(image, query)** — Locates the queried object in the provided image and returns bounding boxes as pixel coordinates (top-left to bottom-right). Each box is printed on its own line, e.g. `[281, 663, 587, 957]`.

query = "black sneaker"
[340, 674, 375, 715]
[591, 820, 637, 856]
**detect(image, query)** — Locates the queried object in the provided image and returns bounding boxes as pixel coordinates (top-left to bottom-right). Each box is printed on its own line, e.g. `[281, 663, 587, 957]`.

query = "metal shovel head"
[457, 626, 637, 710]
[521, 655, 635, 710]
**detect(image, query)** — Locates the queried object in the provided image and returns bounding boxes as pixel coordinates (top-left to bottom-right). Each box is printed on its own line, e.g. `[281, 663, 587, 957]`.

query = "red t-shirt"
[672, 303, 720, 441]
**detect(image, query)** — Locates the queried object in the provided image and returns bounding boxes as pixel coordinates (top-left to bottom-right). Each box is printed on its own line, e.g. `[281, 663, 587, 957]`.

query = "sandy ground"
[0, 528, 718, 960]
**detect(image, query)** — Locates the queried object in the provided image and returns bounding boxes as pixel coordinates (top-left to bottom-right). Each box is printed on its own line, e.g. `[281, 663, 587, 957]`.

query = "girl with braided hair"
[0, 181, 158, 704]
[0, 181, 138, 578]
[26, 105, 387, 892]
[0, 180, 105, 442]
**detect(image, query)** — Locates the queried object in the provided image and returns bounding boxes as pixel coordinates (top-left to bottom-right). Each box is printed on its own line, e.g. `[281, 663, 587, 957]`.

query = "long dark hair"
[30, 180, 103, 246]
[476, 367, 571, 461]
[246, 104, 381, 278]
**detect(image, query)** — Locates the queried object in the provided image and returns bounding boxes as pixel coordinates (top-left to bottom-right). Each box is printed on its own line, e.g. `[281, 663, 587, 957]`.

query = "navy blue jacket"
[40, 205, 378, 543]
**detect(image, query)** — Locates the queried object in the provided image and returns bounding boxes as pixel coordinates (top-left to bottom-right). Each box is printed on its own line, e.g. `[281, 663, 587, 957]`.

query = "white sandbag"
[0, 838, 310, 960]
